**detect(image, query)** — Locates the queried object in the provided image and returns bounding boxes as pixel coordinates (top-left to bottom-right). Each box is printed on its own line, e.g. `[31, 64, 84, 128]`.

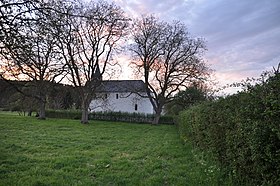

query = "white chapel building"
[89, 80, 154, 114]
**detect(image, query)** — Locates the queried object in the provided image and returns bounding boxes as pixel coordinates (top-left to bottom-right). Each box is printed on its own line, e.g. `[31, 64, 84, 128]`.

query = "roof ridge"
[102, 79, 143, 81]
[96, 80, 146, 93]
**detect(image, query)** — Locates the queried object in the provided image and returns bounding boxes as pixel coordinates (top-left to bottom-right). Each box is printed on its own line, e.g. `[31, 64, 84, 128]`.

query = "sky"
[111, 0, 280, 93]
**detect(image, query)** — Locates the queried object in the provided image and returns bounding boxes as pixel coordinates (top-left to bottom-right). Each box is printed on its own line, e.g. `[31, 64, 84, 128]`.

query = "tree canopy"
[130, 15, 210, 124]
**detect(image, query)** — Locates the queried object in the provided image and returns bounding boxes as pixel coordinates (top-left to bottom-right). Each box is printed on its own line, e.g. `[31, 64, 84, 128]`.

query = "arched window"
[116, 94, 119, 99]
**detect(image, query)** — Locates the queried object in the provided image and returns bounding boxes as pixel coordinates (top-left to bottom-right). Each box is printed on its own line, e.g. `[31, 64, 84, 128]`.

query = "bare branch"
[130, 15, 210, 124]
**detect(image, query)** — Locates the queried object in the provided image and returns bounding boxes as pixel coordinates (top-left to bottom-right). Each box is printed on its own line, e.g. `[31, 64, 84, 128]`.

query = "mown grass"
[0, 112, 231, 185]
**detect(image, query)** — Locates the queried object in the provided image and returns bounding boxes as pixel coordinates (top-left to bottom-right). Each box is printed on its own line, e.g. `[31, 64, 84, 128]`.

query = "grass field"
[0, 112, 230, 185]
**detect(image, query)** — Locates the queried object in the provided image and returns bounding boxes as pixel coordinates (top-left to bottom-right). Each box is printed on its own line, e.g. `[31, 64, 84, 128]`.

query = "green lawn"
[0, 112, 230, 185]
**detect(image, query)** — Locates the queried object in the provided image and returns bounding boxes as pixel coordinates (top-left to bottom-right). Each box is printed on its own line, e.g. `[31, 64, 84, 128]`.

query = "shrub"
[46, 110, 81, 120]
[177, 71, 280, 185]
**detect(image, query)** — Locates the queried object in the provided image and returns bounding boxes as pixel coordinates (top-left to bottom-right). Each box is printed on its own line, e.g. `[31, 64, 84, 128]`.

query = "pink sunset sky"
[109, 0, 280, 94]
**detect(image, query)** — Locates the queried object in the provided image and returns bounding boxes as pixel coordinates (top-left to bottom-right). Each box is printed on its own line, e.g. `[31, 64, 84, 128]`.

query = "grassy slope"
[0, 112, 229, 185]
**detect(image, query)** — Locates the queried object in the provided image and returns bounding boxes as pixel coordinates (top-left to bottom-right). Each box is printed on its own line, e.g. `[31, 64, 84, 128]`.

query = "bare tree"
[55, 0, 130, 124]
[130, 15, 210, 124]
[0, 0, 66, 119]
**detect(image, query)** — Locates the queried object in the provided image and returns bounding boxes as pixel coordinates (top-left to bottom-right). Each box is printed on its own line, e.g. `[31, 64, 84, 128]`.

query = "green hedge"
[46, 110, 82, 120]
[177, 72, 280, 185]
[46, 110, 174, 125]
[89, 111, 174, 124]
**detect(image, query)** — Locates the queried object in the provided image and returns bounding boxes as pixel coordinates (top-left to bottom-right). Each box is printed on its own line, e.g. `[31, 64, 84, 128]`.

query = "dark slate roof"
[96, 80, 146, 93]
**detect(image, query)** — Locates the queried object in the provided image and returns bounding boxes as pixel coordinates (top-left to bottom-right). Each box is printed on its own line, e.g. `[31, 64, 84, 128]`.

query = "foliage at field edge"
[177, 70, 280, 185]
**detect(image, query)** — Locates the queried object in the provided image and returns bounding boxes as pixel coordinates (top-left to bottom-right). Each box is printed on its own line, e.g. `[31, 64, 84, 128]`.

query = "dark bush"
[177, 71, 280, 185]
[46, 110, 81, 120]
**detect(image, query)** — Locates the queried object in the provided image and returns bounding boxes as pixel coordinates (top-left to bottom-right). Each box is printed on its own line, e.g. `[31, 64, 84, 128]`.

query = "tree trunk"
[81, 99, 89, 124]
[152, 107, 162, 125]
[28, 109, 32, 116]
[152, 112, 161, 125]
[38, 99, 46, 120]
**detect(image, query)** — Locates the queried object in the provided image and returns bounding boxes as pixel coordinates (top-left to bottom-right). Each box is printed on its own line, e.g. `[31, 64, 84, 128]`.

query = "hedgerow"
[177, 70, 280, 185]
[46, 110, 174, 125]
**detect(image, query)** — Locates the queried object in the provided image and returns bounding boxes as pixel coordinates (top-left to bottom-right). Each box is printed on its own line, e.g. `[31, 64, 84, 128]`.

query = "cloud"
[110, 0, 280, 93]
[187, 0, 280, 90]
[190, 0, 280, 47]
[113, 0, 196, 21]
[207, 26, 280, 68]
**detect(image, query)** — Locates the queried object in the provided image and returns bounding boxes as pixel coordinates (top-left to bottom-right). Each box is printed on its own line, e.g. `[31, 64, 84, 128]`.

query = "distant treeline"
[0, 80, 81, 113]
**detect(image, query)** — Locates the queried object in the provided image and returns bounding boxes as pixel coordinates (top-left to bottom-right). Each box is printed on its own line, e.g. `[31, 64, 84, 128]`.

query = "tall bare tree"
[55, 0, 130, 124]
[131, 16, 210, 124]
[0, 0, 65, 119]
